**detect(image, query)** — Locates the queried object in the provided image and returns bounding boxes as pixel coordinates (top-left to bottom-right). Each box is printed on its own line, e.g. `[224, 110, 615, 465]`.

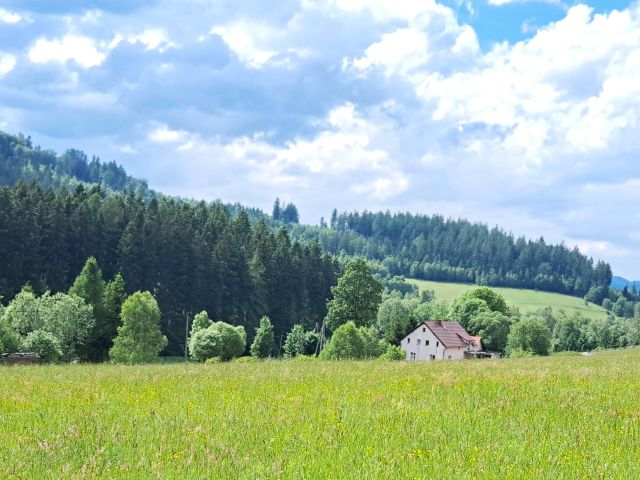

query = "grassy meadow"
[408, 278, 610, 320]
[2, 349, 640, 479]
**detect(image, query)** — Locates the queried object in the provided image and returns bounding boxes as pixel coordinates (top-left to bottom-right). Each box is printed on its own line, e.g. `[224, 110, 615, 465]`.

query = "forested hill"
[0, 131, 154, 199]
[0, 129, 613, 304]
[288, 210, 612, 299]
[0, 183, 338, 355]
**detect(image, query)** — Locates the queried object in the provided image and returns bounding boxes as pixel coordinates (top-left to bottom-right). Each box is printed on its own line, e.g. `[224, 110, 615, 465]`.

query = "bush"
[189, 321, 246, 362]
[507, 318, 552, 356]
[507, 348, 535, 359]
[231, 356, 257, 363]
[381, 345, 406, 360]
[320, 322, 364, 360]
[0, 318, 19, 354]
[20, 330, 63, 363]
[320, 322, 385, 360]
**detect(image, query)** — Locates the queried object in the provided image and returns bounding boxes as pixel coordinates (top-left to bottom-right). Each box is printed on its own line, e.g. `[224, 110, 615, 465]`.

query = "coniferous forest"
[290, 210, 612, 298]
[0, 182, 338, 355]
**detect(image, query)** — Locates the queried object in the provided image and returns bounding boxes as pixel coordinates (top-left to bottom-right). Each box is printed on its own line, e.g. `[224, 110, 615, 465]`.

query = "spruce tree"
[69, 257, 106, 361]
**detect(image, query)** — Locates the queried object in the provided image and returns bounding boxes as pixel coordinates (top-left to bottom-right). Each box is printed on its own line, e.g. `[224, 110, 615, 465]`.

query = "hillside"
[407, 278, 610, 321]
[0, 131, 154, 199]
[0, 129, 617, 304]
[289, 213, 612, 299]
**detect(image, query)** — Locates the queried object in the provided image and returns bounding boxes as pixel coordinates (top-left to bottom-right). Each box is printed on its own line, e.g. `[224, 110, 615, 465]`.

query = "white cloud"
[128, 29, 171, 51]
[411, 4, 640, 164]
[344, 0, 478, 78]
[352, 172, 409, 200]
[0, 52, 17, 77]
[148, 124, 189, 143]
[0, 8, 21, 24]
[28, 35, 107, 68]
[488, 0, 561, 5]
[351, 28, 429, 76]
[210, 23, 277, 68]
[329, 0, 442, 21]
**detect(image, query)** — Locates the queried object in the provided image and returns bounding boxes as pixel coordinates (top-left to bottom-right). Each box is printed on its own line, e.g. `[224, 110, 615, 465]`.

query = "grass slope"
[408, 278, 610, 320]
[2, 350, 640, 478]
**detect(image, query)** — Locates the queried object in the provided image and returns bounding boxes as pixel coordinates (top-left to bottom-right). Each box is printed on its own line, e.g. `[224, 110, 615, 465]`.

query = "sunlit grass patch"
[1, 349, 639, 479]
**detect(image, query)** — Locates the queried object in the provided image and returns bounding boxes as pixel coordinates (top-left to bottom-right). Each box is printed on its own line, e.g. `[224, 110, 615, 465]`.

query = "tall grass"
[1, 350, 639, 479]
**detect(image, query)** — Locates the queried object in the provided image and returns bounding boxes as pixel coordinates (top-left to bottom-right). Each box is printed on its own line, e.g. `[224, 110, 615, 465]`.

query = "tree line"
[0, 183, 338, 355]
[289, 210, 612, 298]
[0, 131, 153, 199]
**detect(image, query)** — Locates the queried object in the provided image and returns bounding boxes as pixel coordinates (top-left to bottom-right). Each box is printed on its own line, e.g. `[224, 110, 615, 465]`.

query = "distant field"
[408, 278, 610, 320]
[2, 350, 640, 478]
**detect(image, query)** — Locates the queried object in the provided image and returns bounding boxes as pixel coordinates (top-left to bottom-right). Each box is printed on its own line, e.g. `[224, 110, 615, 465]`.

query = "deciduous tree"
[110, 291, 167, 363]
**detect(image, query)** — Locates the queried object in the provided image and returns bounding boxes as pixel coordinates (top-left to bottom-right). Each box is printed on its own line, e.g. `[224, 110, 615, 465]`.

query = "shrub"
[0, 318, 19, 354]
[507, 318, 552, 356]
[20, 330, 62, 363]
[190, 321, 246, 362]
[381, 345, 406, 360]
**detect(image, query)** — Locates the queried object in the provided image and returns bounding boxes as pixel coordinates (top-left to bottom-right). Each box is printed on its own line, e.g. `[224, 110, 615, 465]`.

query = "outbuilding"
[0, 352, 41, 365]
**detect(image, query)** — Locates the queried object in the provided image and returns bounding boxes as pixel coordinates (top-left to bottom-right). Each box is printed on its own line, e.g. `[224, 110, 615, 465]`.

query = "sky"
[0, 0, 639, 279]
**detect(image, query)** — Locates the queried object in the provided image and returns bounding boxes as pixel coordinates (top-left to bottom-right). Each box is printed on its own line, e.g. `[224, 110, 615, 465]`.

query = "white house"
[400, 321, 482, 361]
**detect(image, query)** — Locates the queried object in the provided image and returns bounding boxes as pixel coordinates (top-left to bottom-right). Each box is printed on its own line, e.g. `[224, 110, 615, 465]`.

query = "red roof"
[423, 321, 476, 348]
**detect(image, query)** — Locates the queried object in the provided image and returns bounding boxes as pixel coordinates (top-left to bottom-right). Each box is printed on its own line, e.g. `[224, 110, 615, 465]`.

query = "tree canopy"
[325, 258, 383, 330]
[110, 291, 167, 363]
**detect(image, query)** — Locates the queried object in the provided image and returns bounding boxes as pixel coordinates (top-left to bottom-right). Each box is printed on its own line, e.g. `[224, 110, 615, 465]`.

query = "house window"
[422, 327, 426, 332]
[429, 354, 435, 360]
[426, 340, 430, 346]
[436, 341, 439, 347]
[416, 339, 421, 345]
[407, 338, 410, 344]
[410, 352, 416, 361]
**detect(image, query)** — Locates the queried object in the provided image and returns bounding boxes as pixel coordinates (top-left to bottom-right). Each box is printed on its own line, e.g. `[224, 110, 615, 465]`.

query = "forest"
[0, 182, 338, 355]
[1, 129, 637, 361]
[289, 209, 613, 298]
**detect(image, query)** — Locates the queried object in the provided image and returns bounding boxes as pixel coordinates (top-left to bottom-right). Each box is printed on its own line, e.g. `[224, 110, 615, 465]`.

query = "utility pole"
[314, 319, 326, 356]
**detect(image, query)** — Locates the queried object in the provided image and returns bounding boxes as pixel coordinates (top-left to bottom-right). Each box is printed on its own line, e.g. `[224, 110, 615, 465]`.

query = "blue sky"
[0, 0, 639, 278]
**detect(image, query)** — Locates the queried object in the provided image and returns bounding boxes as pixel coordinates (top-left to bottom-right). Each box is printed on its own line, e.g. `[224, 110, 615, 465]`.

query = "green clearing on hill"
[408, 278, 610, 320]
[2, 350, 640, 479]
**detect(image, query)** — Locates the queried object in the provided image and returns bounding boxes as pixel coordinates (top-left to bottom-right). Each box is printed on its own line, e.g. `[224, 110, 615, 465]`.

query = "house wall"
[442, 346, 465, 361]
[401, 325, 446, 361]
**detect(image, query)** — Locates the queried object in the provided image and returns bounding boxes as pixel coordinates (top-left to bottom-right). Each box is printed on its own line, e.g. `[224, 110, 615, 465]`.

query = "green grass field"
[408, 278, 610, 320]
[2, 350, 640, 479]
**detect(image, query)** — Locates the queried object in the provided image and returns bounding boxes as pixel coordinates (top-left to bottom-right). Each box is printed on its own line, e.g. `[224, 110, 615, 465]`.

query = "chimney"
[436, 320, 442, 326]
